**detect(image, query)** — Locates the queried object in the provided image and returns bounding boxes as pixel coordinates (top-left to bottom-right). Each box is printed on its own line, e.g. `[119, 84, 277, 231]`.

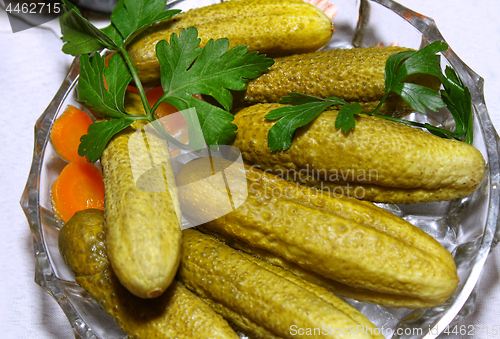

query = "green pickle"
[127, 0, 333, 86]
[233, 47, 441, 116]
[179, 229, 384, 339]
[231, 103, 485, 204]
[176, 157, 459, 308]
[101, 125, 182, 299]
[58, 209, 239, 339]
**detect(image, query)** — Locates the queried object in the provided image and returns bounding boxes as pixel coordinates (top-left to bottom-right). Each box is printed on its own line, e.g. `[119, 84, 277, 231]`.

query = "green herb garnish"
[59, 0, 274, 162]
[265, 41, 473, 151]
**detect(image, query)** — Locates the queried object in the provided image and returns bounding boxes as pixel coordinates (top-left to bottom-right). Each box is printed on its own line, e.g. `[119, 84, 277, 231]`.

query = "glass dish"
[20, 0, 500, 338]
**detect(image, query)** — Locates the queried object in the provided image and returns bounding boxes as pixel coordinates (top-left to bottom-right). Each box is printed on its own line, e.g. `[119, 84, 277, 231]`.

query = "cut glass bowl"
[20, 0, 500, 338]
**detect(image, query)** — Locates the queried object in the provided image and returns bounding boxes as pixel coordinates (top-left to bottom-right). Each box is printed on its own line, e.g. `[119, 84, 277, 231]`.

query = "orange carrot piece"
[104, 52, 113, 67]
[51, 105, 93, 163]
[51, 161, 105, 223]
[146, 87, 206, 137]
[147, 87, 187, 136]
[126, 85, 139, 93]
[104, 53, 113, 90]
[147, 86, 180, 118]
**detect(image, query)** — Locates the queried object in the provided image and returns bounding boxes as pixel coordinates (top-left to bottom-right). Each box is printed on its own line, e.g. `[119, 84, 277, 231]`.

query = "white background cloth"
[0, 0, 499, 338]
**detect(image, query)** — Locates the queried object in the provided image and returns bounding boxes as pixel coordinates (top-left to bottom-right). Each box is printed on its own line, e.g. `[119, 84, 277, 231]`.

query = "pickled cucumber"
[127, 0, 333, 86]
[233, 47, 441, 116]
[179, 229, 384, 339]
[101, 123, 181, 298]
[58, 209, 239, 339]
[176, 157, 459, 308]
[231, 103, 485, 204]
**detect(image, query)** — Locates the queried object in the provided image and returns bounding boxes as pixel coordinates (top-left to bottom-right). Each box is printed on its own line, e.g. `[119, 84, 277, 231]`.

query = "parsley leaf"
[266, 94, 361, 147]
[110, 0, 180, 44]
[59, 0, 117, 55]
[266, 101, 333, 151]
[154, 27, 274, 146]
[441, 66, 473, 143]
[77, 53, 133, 118]
[388, 41, 447, 86]
[79, 118, 136, 163]
[60, 4, 272, 161]
[335, 103, 363, 132]
[384, 50, 416, 91]
[60, 0, 178, 53]
[266, 41, 474, 151]
[100, 24, 125, 48]
[382, 41, 447, 114]
[392, 82, 445, 114]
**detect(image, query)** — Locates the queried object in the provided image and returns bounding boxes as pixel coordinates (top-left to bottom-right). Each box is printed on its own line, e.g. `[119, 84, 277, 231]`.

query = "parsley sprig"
[59, 0, 274, 162]
[265, 41, 473, 152]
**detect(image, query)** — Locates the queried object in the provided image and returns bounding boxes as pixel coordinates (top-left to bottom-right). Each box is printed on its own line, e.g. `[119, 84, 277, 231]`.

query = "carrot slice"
[147, 87, 186, 137]
[51, 161, 105, 223]
[147, 86, 180, 119]
[146, 87, 206, 138]
[126, 85, 139, 93]
[51, 105, 93, 163]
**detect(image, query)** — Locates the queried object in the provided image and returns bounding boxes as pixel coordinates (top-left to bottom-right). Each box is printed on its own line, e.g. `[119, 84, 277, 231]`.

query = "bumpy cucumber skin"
[176, 158, 459, 308]
[179, 229, 383, 339]
[58, 209, 239, 339]
[101, 125, 181, 299]
[201, 226, 451, 309]
[127, 0, 333, 87]
[231, 103, 485, 204]
[233, 47, 441, 116]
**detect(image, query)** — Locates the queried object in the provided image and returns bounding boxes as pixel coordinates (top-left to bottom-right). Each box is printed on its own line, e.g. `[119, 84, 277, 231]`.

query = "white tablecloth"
[0, 1, 498, 338]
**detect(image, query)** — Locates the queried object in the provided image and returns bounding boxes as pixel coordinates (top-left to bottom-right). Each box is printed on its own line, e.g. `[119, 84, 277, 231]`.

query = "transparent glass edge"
[368, 0, 500, 338]
[19, 56, 103, 339]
